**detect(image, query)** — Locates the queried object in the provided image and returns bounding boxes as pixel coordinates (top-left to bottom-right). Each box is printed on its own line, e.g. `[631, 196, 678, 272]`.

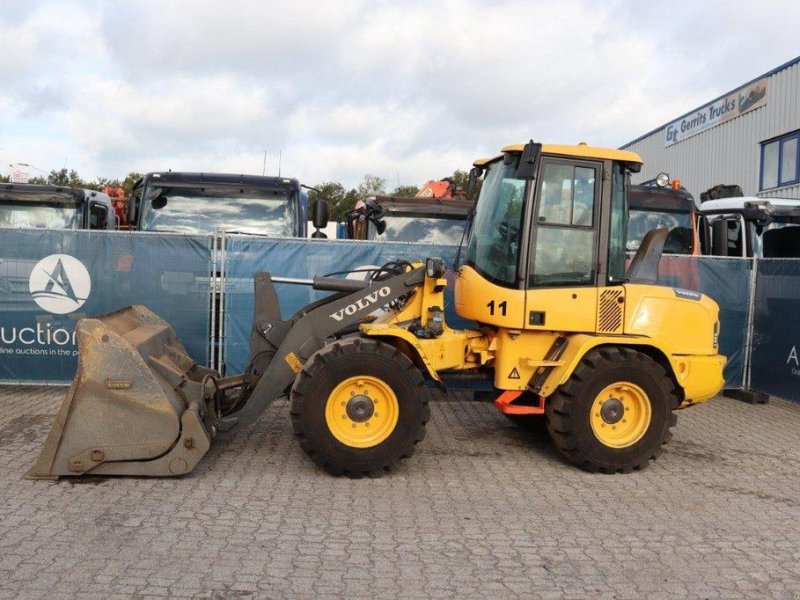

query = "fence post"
[724, 256, 768, 404]
[209, 232, 217, 371]
[742, 258, 758, 389]
[218, 230, 227, 376]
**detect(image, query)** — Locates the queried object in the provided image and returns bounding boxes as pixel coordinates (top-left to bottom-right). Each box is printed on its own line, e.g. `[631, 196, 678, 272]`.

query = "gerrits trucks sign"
[664, 77, 768, 147]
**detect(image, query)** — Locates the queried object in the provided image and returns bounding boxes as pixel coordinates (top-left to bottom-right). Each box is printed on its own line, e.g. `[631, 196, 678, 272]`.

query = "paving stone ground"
[1, 385, 799, 599]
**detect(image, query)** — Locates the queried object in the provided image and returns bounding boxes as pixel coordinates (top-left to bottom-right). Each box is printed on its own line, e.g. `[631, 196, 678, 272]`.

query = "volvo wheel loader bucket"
[26, 305, 217, 479]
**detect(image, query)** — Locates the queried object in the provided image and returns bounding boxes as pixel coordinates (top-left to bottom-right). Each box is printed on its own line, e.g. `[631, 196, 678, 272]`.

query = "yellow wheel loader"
[28, 142, 726, 479]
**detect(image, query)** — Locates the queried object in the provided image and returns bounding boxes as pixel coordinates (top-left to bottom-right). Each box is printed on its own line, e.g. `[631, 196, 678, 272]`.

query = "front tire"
[546, 347, 677, 473]
[290, 338, 429, 477]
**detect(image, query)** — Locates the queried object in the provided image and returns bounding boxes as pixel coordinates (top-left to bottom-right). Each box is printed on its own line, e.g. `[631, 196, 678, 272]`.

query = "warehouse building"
[622, 56, 800, 199]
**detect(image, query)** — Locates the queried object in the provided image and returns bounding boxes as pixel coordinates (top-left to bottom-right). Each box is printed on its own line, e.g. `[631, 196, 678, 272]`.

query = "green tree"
[28, 176, 47, 184]
[45, 168, 85, 187]
[122, 172, 142, 194]
[0, 174, 9, 183]
[85, 177, 112, 191]
[333, 188, 360, 221]
[450, 169, 469, 192]
[357, 174, 386, 198]
[391, 184, 419, 197]
[307, 181, 346, 219]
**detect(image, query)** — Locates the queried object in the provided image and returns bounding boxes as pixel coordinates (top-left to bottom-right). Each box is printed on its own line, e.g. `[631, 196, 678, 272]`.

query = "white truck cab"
[699, 196, 800, 258]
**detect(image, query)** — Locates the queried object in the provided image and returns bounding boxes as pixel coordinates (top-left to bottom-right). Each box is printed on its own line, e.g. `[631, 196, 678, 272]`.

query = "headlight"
[656, 172, 670, 187]
[425, 257, 444, 279]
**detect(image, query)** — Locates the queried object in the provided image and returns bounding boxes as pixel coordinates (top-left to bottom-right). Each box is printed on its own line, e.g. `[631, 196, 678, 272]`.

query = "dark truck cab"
[627, 184, 698, 255]
[128, 172, 309, 237]
[342, 195, 472, 244]
[0, 183, 115, 230]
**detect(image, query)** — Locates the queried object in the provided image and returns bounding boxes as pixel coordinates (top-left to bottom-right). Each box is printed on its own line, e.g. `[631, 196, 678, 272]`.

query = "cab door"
[524, 158, 602, 332]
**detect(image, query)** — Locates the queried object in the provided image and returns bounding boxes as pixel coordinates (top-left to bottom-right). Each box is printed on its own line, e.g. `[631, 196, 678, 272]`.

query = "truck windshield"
[464, 157, 526, 285]
[627, 209, 693, 254]
[370, 215, 468, 244]
[0, 203, 81, 229]
[752, 221, 800, 258]
[140, 186, 298, 236]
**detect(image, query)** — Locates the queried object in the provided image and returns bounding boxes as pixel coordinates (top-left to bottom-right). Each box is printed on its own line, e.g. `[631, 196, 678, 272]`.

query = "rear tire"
[290, 337, 429, 477]
[546, 347, 677, 473]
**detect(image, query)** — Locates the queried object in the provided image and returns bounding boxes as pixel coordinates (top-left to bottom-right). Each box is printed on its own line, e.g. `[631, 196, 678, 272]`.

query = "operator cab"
[458, 142, 642, 331]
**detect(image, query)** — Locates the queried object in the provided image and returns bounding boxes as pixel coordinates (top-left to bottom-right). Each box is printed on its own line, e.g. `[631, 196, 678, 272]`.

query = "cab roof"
[473, 144, 643, 167]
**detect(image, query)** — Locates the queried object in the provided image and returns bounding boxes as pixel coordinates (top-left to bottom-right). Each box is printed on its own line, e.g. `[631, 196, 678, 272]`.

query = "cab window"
[89, 201, 109, 230]
[530, 161, 598, 287]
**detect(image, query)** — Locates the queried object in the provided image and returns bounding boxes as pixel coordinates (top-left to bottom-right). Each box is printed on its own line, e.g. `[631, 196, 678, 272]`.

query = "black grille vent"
[598, 289, 623, 333]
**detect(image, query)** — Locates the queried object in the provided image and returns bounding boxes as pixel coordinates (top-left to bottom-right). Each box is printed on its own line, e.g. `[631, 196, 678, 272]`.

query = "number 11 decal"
[487, 300, 507, 316]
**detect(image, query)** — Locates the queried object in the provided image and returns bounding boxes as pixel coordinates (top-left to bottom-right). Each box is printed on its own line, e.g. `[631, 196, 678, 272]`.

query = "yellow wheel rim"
[325, 375, 399, 448]
[590, 381, 652, 448]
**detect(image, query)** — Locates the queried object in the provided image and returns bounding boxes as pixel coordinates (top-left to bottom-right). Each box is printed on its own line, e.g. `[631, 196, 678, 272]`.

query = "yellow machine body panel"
[366, 265, 724, 408]
[621, 284, 725, 404]
[524, 287, 599, 332]
[623, 285, 717, 355]
[360, 268, 490, 380]
[454, 265, 526, 329]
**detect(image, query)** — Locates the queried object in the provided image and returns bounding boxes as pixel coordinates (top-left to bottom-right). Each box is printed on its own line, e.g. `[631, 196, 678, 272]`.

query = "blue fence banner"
[655, 255, 753, 388]
[749, 260, 800, 402]
[5, 227, 800, 405]
[0, 229, 212, 383]
[221, 236, 460, 375]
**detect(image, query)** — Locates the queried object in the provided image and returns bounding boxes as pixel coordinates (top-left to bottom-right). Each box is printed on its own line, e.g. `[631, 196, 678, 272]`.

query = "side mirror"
[515, 139, 542, 179]
[710, 219, 729, 256]
[467, 166, 482, 201]
[365, 198, 386, 219]
[128, 179, 143, 225]
[312, 198, 329, 238]
[313, 197, 329, 229]
[698, 215, 711, 255]
[151, 190, 168, 210]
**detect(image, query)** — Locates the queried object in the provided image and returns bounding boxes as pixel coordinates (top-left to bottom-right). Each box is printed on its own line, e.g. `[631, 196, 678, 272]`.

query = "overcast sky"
[1, 0, 799, 188]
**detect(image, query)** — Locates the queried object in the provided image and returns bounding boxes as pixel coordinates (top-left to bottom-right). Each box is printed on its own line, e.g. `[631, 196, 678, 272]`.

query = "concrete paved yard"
[1, 386, 799, 598]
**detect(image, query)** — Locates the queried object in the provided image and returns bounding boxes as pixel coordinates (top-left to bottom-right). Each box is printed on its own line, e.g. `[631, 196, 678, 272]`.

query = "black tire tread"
[546, 347, 678, 474]
[290, 337, 429, 478]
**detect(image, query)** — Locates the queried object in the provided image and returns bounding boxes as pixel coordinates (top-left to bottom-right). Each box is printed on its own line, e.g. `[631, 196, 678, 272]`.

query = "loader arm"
[230, 266, 425, 424]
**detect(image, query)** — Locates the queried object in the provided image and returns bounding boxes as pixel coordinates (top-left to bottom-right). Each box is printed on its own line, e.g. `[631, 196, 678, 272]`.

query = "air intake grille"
[598, 289, 624, 333]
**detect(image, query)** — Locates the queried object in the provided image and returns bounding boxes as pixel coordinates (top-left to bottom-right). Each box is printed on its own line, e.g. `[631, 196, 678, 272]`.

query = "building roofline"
[620, 54, 800, 149]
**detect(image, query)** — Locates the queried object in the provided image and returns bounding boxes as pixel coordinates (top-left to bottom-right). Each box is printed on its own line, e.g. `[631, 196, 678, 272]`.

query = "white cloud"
[1, 0, 799, 189]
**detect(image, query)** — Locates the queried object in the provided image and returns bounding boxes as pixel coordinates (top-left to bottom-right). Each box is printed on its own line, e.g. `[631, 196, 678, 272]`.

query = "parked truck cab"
[700, 197, 800, 258]
[0, 184, 115, 231]
[341, 195, 472, 244]
[627, 180, 699, 256]
[128, 172, 309, 237]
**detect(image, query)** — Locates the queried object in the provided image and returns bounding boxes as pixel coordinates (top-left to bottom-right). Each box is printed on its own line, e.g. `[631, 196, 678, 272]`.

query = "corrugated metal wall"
[623, 60, 800, 200]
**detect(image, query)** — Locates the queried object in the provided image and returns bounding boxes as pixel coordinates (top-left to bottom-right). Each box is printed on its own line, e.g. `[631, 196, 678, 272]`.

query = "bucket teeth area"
[26, 305, 216, 479]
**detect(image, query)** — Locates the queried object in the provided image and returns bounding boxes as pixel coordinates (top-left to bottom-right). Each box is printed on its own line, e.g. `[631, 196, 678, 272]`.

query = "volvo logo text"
[329, 287, 391, 322]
